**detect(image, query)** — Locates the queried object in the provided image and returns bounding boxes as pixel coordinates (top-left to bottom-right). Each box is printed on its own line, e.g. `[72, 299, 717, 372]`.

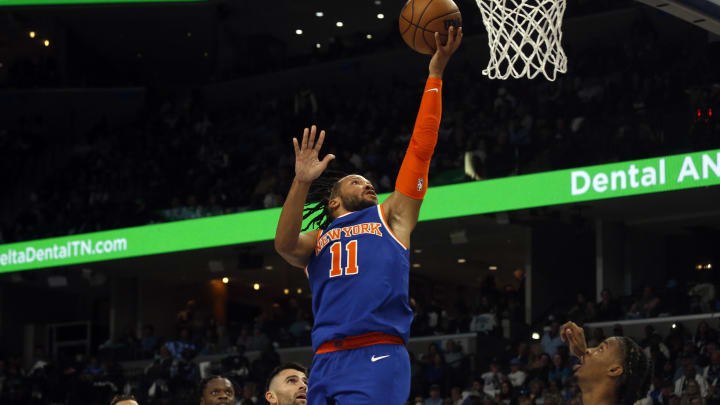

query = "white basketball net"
[476, 0, 567, 81]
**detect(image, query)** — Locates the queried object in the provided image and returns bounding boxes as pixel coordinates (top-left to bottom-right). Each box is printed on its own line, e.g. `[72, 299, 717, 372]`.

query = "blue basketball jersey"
[305, 204, 412, 352]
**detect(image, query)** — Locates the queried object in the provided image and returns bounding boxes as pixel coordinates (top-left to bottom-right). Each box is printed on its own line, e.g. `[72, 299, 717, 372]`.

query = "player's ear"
[608, 364, 624, 378]
[265, 391, 276, 404]
[328, 196, 340, 211]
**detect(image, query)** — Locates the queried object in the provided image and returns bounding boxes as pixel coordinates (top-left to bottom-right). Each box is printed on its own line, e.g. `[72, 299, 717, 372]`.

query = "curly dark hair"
[301, 171, 346, 231]
[616, 336, 653, 404]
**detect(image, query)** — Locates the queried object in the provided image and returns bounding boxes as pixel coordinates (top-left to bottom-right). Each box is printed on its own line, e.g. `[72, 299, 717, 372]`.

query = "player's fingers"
[446, 26, 455, 48]
[293, 137, 300, 155]
[315, 130, 326, 151]
[320, 153, 336, 168]
[454, 27, 463, 50]
[301, 128, 309, 150]
[309, 125, 317, 150]
[434, 31, 442, 53]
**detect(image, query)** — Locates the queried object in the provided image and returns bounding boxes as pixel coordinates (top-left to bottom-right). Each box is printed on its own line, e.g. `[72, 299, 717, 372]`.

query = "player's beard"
[341, 193, 376, 212]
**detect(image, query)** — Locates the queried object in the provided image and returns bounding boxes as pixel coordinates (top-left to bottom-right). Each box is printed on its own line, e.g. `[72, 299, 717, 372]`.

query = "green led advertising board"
[2, 148, 720, 273]
[0, 0, 203, 6]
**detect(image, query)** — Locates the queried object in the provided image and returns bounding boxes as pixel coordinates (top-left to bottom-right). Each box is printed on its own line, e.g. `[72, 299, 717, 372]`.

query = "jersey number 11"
[329, 240, 359, 277]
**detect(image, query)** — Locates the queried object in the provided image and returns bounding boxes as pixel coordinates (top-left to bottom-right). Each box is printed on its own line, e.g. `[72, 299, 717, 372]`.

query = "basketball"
[399, 0, 462, 55]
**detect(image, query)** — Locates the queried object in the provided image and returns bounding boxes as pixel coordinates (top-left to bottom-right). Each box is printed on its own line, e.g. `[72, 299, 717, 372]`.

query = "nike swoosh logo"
[371, 354, 391, 362]
[425, 88, 439, 93]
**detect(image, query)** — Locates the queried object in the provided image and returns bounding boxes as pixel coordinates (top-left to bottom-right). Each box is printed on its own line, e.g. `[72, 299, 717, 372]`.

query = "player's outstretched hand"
[429, 26, 463, 79]
[293, 125, 335, 183]
[560, 321, 588, 359]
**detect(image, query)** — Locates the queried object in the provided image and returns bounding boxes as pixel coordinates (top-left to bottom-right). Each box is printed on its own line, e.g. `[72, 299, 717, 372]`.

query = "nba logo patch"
[417, 178, 423, 191]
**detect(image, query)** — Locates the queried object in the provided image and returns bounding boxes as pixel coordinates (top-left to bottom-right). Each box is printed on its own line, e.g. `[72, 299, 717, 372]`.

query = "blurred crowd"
[2, 16, 719, 245]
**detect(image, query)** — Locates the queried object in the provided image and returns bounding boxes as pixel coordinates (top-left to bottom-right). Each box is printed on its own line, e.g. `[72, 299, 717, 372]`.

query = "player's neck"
[333, 207, 352, 220]
[580, 383, 615, 405]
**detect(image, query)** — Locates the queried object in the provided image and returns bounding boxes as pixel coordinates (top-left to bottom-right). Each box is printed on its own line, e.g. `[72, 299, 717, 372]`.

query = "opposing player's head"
[199, 375, 236, 405]
[110, 394, 139, 405]
[303, 172, 377, 231]
[574, 336, 651, 404]
[265, 362, 308, 405]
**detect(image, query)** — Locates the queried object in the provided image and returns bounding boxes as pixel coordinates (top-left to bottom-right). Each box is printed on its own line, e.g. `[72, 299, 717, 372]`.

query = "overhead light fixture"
[316, 43, 322, 49]
[366, 34, 373, 39]
[43, 39, 50, 47]
[374, 0, 382, 4]
[412, 263, 421, 268]
[457, 258, 467, 264]
[222, 277, 229, 284]
[414, 249, 422, 253]
[253, 283, 261, 291]
[531, 332, 541, 340]
[264, 265, 273, 270]
[489, 265, 498, 271]
[377, 13, 385, 19]
[295, 29, 303, 35]
[297, 288, 303, 294]
[672, 323, 677, 329]
[707, 263, 713, 269]
[315, 11, 324, 17]
[29, 31, 36, 38]
[697, 264, 703, 270]
[283, 288, 290, 295]
[336, 21, 344, 27]
[187, 32, 192, 37]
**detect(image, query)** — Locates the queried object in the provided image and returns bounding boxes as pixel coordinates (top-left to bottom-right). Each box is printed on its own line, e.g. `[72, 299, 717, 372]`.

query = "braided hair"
[301, 170, 347, 232]
[616, 337, 653, 404]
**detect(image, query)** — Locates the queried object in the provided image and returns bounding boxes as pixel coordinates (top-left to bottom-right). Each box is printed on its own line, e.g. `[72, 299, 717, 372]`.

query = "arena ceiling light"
[252, 282, 261, 291]
[29, 31, 36, 38]
[412, 263, 421, 268]
[336, 21, 344, 27]
[222, 277, 229, 284]
[315, 11, 324, 17]
[457, 258, 466, 264]
[489, 265, 498, 271]
[295, 29, 303, 35]
[283, 288, 290, 295]
[366, 34, 373, 39]
[315, 43, 321, 49]
[377, 13, 384, 19]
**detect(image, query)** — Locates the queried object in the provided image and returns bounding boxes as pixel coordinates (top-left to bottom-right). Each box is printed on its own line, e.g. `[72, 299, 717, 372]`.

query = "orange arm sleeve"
[395, 77, 442, 199]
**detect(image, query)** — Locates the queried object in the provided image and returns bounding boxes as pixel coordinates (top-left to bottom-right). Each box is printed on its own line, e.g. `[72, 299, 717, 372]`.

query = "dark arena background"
[1, 0, 720, 404]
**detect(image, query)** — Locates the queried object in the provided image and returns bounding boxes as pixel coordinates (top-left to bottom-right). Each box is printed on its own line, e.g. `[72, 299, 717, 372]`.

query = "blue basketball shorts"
[308, 343, 410, 405]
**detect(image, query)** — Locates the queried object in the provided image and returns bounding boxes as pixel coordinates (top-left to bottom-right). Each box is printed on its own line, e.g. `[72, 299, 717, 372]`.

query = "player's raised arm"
[274, 125, 335, 268]
[381, 26, 463, 247]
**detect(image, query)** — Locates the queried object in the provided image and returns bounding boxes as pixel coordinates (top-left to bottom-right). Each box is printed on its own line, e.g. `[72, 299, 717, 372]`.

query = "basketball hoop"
[476, 0, 567, 81]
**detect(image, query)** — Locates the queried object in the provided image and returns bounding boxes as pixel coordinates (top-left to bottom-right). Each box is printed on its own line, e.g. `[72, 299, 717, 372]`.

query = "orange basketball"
[399, 0, 462, 55]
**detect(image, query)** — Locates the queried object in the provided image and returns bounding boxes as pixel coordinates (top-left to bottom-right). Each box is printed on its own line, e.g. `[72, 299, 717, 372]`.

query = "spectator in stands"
[236, 327, 252, 349]
[676, 364, 709, 398]
[541, 321, 565, 357]
[528, 352, 551, 383]
[424, 384, 444, 405]
[199, 375, 236, 405]
[481, 361, 504, 398]
[424, 353, 449, 392]
[548, 353, 571, 384]
[508, 358, 528, 388]
[628, 286, 661, 319]
[696, 322, 719, 353]
[165, 327, 197, 359]
[242, 381, 258, 404]
[449, 386, 463, 405]
[248, 326, 270, 352]
[679, 379, 706, 405]
[596, 289, 621, 321]
[140, 325, 159, 359]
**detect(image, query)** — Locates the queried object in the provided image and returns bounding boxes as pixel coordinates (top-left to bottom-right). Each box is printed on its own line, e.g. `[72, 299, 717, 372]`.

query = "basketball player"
[110, 394, 140, 405]
[265, 362, 309, 405]
[199, 375, 236, 405]
[274, 26, 463, 405]
[561, 321, 652, 405]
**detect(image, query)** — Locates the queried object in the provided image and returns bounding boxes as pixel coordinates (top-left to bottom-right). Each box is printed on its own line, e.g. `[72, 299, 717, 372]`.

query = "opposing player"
[264, 362, 309, 405]
[274, 26, 462, 405]
[561, 321, 652, 405]
[198, 375, 236, 405]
